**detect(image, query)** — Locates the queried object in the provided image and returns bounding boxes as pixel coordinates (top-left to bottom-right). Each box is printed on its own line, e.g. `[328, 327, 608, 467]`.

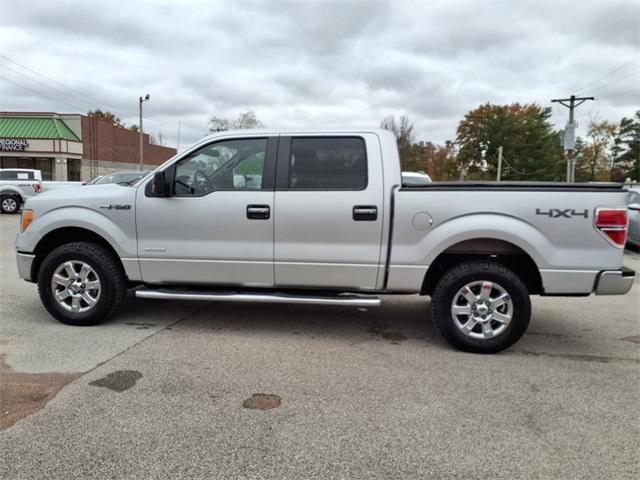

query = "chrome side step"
[135, 288, 381, 307]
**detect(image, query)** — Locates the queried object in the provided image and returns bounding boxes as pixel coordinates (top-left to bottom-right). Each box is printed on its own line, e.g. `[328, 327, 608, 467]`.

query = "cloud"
[0, 0, 638, 148]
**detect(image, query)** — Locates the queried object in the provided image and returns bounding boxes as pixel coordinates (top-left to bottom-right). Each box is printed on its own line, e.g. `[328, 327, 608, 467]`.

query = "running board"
[135, 288, 381, 307]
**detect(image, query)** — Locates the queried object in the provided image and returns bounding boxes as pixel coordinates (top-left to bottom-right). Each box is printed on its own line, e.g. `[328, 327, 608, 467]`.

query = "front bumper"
[594, 267, 635, 295]
[16, 252, 35, 282]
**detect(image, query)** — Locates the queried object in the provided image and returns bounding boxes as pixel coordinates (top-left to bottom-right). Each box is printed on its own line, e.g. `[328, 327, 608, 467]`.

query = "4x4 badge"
[536, 208, 588, 218]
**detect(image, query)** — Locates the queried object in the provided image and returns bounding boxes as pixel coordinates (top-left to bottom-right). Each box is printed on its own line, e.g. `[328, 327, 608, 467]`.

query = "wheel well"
[1, 191, 23, 201]
[32, 227, 123, 281]
[421, 238, 543, 295]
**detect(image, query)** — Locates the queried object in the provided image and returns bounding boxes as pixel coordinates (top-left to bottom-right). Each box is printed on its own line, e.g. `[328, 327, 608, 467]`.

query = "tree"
[611, 110, 640, 182]
[455, 103, 564, 181]
[208, 110, 264, 132]
[150, 132, 167, 145]
[429, 141, 459, 181]
[574, 119, 617, 182]
[128, 124, 140, 133]
[380, 115, 416, 171]
[87, 109, 124, 128]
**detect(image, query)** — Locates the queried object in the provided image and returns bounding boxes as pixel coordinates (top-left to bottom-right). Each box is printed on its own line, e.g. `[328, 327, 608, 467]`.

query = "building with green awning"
[0, 112, 176, 181]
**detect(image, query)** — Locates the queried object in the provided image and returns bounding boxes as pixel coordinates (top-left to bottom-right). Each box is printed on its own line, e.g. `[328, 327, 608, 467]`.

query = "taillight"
[594, 208, 628, 247]
[33, 183, 41, 193]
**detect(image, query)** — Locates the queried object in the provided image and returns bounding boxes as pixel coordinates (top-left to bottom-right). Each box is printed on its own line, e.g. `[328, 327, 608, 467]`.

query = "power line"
[0, 75, 91, 112]
[0, 53, 124, 112]
[1, 53, 188, 134]
[598, 89, 640, 100]
[574, 55, 640, 93]
[590, 70, 640, 94]
[2, 64, 100, 110]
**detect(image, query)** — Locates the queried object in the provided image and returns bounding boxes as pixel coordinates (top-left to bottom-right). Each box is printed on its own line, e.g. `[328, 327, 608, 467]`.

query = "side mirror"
[150, 171, 169, 197]
[629, 203, 640, 212]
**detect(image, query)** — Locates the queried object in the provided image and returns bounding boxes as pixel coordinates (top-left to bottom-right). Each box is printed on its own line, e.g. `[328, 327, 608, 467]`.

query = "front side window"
[288, 137, 367, 190]
[173, 138, 267, 196]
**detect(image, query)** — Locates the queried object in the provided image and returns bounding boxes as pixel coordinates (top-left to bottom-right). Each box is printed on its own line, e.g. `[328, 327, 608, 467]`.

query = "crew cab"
[15, 129, 636, 353]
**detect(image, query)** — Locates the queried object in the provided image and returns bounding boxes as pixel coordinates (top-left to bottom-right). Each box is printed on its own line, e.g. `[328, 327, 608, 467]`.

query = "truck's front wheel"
[38, 242, 126, 326]
[431, 260, 531, 353]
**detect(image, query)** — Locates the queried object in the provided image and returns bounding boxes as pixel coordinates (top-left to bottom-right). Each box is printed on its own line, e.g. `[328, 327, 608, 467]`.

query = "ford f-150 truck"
[15, 129, 636, 353]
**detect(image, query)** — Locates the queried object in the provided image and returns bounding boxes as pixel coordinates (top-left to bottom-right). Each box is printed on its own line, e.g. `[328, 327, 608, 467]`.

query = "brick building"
[0, 112, 177, 181]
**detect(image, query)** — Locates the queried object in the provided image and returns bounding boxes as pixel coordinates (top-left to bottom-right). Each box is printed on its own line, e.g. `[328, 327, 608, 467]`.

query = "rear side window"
[0, 170, 33, 180]
[288, 137, 367, 190]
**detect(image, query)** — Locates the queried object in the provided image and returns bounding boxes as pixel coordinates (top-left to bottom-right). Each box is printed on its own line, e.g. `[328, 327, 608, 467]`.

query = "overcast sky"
[1, 0, 638, 149]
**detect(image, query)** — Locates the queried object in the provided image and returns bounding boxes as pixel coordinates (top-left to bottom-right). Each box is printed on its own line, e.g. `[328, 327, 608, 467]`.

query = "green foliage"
[611, 110, 640, 181]
[574, 119, 617, 182]
[87, 109, 124, 128]
[455, 103, 564, 181]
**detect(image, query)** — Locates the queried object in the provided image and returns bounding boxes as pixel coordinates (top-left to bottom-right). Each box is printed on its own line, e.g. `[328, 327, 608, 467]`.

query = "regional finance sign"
[0, 139, 29, 151]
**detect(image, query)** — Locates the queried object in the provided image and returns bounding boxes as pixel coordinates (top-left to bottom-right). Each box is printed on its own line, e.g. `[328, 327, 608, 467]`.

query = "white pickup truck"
[15, 129, 636, 353]
[0, 168, 42, 214]
[1, 168, 84, 214]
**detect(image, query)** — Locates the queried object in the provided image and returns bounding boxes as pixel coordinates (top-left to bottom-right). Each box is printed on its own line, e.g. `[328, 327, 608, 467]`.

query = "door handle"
[247, 204, 270, 220]
[353, 205, 378, 221]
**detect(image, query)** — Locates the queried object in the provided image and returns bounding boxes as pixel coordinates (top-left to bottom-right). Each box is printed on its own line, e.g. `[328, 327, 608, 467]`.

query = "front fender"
[16, 206, 137, 258]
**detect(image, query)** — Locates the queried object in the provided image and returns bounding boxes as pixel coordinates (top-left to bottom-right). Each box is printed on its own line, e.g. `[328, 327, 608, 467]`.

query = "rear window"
[288, 137, 367, 190]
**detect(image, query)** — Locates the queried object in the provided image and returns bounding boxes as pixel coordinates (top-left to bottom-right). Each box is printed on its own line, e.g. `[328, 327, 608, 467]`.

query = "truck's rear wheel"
[38, 242, 126, 326]
[431, 260, 531, 353]
[1, 195, 21, 214]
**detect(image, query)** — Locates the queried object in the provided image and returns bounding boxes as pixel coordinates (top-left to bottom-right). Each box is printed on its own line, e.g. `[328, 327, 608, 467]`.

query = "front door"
[136, 135, 277, 286]
[273, 134, 384, 290]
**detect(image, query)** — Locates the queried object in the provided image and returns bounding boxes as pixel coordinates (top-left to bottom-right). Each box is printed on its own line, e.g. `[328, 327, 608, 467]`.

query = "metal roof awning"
[0, 117, 80, 141]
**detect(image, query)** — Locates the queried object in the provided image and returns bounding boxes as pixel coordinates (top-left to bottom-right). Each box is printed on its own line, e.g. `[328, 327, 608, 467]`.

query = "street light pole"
[139, 94, 150, 171]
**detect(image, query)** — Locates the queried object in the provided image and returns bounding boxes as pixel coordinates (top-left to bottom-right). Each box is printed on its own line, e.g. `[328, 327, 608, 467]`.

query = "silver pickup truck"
[15, 129, 636, 353]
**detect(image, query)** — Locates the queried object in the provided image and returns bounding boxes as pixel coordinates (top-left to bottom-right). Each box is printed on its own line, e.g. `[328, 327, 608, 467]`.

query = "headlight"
[21, 210, 33, 232]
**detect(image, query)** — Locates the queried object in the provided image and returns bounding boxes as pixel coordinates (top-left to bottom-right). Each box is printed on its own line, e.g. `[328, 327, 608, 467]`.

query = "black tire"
[0, 195, 21, 214]
[37, 242, 126, 326]
[431, 260, 531, 354]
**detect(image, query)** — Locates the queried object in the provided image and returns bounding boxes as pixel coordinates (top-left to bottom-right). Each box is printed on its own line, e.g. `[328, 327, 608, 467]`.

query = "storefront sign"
[0, 138, 29, 151]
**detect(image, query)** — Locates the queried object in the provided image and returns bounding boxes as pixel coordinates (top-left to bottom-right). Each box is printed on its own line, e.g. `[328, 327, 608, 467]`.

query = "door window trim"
[275, 136, 369, 191]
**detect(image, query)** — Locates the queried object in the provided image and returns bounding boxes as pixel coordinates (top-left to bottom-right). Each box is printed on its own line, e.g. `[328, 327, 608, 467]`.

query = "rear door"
[273, 134, 384, 290]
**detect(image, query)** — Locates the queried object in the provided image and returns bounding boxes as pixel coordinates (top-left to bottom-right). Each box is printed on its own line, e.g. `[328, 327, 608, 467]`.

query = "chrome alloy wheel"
[51, 260, 101, 313]
[451, 280, 514, 339]
[2, 197, 18, 212]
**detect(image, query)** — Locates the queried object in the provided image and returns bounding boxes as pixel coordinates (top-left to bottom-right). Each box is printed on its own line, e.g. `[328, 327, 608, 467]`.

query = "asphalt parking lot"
[0, 213, 638, 479]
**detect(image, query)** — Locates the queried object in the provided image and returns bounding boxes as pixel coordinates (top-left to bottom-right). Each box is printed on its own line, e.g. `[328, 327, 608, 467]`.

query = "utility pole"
[496, 146, 503, 181]
[139, 94, 150, 171]
[177, 119, 181, 152]
[551, 94, 594, 182]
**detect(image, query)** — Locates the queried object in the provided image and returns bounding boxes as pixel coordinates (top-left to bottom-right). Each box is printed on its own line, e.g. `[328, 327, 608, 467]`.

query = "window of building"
[288, 137, 367, 190]
[35, 158, 53, 181]
[67, 159, 81, 181]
